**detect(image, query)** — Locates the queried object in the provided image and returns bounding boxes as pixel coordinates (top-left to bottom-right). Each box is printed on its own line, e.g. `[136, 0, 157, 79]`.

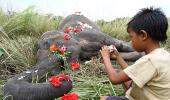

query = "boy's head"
[127, 7, 168, 43]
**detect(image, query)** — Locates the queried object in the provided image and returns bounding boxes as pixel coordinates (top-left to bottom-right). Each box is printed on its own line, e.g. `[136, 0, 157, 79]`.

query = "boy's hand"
[110, 45, 127, 67]
[100, 45, 110, 59]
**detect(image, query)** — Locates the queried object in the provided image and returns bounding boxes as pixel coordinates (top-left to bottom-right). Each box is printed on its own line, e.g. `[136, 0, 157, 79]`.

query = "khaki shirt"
[124, 48, 170, 100]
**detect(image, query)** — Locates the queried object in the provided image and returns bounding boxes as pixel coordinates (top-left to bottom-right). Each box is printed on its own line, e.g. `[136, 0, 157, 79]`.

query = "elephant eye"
[43, 41, 50, 49]
[56, 40, 63, 47]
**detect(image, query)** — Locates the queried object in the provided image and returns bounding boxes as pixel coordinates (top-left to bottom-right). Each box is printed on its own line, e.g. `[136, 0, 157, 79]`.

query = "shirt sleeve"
[123, 57, 157, 88]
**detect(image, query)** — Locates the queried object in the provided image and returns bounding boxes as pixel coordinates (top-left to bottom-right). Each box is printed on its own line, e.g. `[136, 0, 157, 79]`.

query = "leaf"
[64, 52, 72, 57]
[0, 48, 4, 57]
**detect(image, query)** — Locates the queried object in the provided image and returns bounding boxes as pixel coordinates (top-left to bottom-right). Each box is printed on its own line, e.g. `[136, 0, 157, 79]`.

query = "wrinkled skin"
[37, 14, 143, 62]
[4, 54, 72, 100]
[3, 14, 143, 100]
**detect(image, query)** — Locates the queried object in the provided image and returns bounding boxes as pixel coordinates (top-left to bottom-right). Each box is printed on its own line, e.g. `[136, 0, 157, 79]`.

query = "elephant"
[37, 14, 143, 62]
[3, 13, 143, 100]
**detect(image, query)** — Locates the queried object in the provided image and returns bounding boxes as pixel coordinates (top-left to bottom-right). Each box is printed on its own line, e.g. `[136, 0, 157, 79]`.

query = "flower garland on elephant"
[47, 21, 93, 100]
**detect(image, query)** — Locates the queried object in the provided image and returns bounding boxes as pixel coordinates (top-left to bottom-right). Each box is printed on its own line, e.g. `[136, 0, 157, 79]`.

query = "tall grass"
[96, 18, 130, 41]
[0, 7, 170, 99]
[97, 17, 170, 42]
[0, 7, 62, 68]
[0, 35, 38, 71]
[165, 18, 170, 51]
[0, 6, 63, 38]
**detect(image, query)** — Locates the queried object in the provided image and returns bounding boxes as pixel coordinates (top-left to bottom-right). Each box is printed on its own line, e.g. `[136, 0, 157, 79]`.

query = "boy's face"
[128, 30, 145, 52]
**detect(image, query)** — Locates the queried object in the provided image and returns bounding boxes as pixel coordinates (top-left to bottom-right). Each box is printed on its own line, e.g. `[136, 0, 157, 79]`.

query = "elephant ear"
[0, 48, 4, 57]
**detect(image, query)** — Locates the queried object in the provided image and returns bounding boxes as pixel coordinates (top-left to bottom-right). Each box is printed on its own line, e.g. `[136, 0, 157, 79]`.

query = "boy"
[100, 7, 170, 100]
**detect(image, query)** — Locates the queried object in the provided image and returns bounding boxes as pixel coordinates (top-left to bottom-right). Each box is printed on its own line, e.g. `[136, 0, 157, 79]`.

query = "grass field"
[0, 7, 170, 100]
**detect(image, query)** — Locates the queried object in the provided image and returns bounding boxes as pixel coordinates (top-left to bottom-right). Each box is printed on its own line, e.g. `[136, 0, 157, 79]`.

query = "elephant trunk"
[3, 55, 73, 100]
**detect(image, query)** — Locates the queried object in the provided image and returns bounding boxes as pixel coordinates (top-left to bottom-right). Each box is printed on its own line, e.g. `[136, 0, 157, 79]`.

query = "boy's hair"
[127, 7, 168, 43]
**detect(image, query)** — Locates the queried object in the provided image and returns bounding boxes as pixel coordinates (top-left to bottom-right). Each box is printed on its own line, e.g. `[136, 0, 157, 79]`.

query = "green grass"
[55, 61, 125, 100]
[0, 6, 63, 38]
[0, 7, 170, 99]
[70, 63, 125, 99]
[0, 80, 3, 100]
[96, 18, 130, 41]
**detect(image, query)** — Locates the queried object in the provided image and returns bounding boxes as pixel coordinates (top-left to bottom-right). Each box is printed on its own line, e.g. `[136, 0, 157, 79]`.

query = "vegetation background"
[0, 7, 170, 100]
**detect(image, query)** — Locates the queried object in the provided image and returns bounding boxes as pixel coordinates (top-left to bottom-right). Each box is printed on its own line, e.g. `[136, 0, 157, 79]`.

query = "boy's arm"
[111, 53, 128, 69]
[102, 55, 131, 84]
[113, 53, 132, 91]
[104, 46, 132, 91]
[104, 55, 132, 91]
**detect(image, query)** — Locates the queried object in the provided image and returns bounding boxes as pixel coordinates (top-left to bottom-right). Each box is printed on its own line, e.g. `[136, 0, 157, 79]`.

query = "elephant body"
[3, 14, 143, 100]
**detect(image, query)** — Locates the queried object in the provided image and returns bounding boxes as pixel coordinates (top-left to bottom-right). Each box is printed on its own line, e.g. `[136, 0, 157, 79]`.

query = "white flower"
[18, 76, 25, 80]
[35, 70, 38, 73]
[25, 71, 31, 73]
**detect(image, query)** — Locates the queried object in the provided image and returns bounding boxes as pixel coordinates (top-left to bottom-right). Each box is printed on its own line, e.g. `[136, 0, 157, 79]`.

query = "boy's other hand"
[110, 45, 120, 59]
